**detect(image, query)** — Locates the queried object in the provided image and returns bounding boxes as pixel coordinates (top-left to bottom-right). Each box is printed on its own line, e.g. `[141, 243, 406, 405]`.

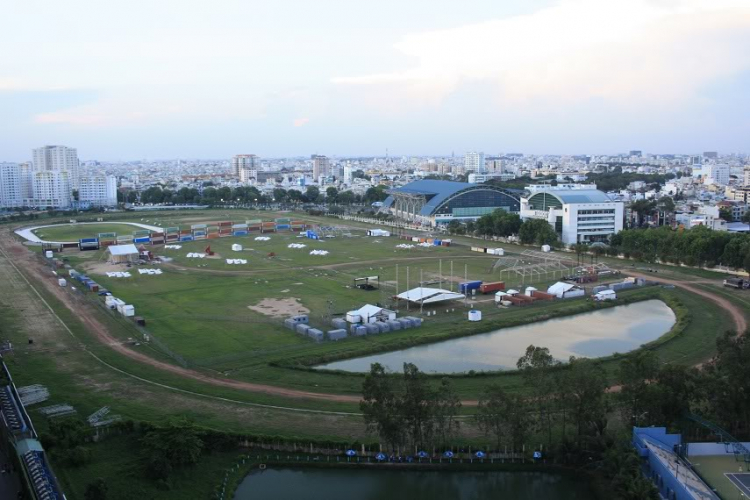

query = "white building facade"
[705, 164, 729, 186]
[30, 171, 72, 208]
[232, 154, 258, 178]
[78, 175, 118, 206]
[0, 163, 23, 208]
[520, 186, 624, 245]
[463, 152, 485, 173]
[32, 145, 80, 189]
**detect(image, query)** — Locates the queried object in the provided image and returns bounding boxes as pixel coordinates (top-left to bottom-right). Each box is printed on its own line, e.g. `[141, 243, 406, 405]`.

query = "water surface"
[317, 299, 675, 373]
[234, 468, 595, 500]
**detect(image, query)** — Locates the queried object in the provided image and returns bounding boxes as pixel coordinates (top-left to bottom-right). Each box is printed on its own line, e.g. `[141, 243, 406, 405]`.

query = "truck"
[723, 277, 749, 289]
[479, 281, 505, 294]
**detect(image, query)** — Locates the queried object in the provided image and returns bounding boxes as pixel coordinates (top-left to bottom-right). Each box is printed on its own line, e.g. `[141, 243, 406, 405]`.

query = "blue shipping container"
[233, 230, 248, 236]
[459, 281, 483, 293]
[180, 236, 194, 242]
[276, 224, 290, 230]
[80, 238, 98, 243]
[134, 237, 151, 243]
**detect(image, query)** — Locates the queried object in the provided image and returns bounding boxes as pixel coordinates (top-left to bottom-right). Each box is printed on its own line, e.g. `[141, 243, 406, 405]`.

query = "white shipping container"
[58, 278, 67, 287]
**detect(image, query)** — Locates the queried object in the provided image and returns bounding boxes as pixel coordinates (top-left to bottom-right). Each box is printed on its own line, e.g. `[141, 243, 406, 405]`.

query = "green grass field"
[32, 222, 157, 242]
[35, 211, 727, 404]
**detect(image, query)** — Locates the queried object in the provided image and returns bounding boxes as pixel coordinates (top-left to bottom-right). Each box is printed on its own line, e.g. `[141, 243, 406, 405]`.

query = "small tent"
[107, 244, 139, 264]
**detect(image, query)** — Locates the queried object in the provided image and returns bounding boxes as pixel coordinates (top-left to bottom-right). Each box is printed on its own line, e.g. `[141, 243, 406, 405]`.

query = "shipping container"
[530, 290, 555, 301]
[459, 281, 483, 293]
[479, 281, 505, 294]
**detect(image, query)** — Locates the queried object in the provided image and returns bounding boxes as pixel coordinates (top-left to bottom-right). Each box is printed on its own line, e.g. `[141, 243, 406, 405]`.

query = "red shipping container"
[479, 282, 505, 294]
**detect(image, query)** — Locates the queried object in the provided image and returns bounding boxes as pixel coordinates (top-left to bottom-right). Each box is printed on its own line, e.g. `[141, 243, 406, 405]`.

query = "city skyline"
[2, 0, 750, 161]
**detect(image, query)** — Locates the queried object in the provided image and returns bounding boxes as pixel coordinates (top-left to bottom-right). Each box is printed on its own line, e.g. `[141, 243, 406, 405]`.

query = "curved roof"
[532, 189, 614, 204]
[383, 180, 520, 215]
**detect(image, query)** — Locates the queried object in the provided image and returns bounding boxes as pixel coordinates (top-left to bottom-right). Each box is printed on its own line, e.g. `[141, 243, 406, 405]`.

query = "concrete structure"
[232, 154, 259, 179]
[520, 186, 624, 245]
[463, 151, 485, 173]
[32, 145, 80, 189]
[705, 164, 729, 186]
[78, 175, 117, 206]
[632, 427, 718, 500]
[467, 172, 516, 184]
[382, 180, 521, 227]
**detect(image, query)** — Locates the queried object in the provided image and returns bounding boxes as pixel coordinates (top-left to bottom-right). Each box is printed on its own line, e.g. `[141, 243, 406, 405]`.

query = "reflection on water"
[317, 300, 675, 374]
[234, 468, 595, 500]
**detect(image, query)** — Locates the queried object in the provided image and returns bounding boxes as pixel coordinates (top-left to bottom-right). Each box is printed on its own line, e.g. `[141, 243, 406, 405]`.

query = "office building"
[520, 185, 624, 245]
[705, 164, 729, 186]
[78, 175, 118, 206]
[463, 152, 486, 173]
[32, 145, 80, 189]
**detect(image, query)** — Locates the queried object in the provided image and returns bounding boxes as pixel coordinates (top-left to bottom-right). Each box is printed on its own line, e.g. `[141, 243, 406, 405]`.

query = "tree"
[326, 187, 339, 203]
[72, 189, 79, 201]
[719, 207, 733, 222]
[305, 186, 321, 203]
[400, 363, 434, 449]
[517, 345, 559, 444]
[433, 378, 461, 448]
[141, 420, 204, 480]
[475, 385, 529, 450]
[518, 219, 558, 246]
[360, 363, 405, 449]
[564, 357, 609, 441]
[273, 188, 287, 203]
[85, 478, 108, 500]
[616, 351, 660, 427]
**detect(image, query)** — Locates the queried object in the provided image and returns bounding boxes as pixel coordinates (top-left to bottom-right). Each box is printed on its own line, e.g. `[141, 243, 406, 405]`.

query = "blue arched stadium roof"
[383, 180, 521, 216]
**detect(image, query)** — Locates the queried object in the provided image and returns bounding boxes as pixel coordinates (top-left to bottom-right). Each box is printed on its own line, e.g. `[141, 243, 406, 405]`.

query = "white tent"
[396, 287, 465, 305]
[345, 304, 396, 323]
[107, 244, 139, 264]
[547, 282, 584, 299]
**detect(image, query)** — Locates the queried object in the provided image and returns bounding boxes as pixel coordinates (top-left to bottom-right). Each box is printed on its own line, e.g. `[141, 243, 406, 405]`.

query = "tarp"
[107, 244, 138, 256]
[396, 287, 465, 304]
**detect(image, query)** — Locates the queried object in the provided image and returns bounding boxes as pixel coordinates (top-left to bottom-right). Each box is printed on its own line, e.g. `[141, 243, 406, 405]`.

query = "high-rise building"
[232, 154, 258, 178]
[32, 145, 80, 189]
[706, 164, 729, 186]
[31, 170, 71, 208]
[629, 150, 642, 157]
[0, 163, 23, 208]
[744, 169, 750, 187]
[239, 168, 258, 184]
[343, 165, 353, 185]
[703, 151, 718, 160]
[312, 155, 330, 180]
[78, 175, 118, 206]
[463, 152, 485, 173]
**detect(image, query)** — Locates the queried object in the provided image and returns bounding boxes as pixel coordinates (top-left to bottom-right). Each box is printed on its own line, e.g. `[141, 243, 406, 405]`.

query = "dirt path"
[3, 229, 744, 408]
[628, 271, 746, 333]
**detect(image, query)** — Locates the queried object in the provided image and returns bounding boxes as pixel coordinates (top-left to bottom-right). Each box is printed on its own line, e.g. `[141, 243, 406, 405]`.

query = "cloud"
[332, 0, 750, 112]
[293, 117, 310, 127]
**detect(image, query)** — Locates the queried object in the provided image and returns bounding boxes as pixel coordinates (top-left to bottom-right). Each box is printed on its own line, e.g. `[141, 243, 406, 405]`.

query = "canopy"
[108, 244, 138, 256]
[396, 287, 465, 304]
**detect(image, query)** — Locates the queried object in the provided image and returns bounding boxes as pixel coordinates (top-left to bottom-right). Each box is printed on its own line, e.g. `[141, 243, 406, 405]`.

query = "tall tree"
[433, 378, 461, 448]
[360, 363, 405, 449]
[475, 385, 529, 450]
[400, 363, 435, 450]
[517, 345, 559, 444]
[616, 351, 660, 427]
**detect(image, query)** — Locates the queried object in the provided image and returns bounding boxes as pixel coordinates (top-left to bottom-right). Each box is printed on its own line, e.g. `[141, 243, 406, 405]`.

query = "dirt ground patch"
[82, 260, 132, 275]
[248, 297, 309, 318]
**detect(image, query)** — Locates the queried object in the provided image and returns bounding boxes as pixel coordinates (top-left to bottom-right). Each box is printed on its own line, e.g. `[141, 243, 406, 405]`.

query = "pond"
[317, 299, 675, 374]
[234, 468, 596, 500]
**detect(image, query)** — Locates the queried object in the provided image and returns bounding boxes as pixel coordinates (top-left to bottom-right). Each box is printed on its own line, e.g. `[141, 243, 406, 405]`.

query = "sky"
[1, 0, 749, 161]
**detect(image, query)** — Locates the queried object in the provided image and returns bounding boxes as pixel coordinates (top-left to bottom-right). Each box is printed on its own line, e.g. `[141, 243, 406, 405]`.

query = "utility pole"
[406, 266, 410, 311]
[420, 268, 424, 315]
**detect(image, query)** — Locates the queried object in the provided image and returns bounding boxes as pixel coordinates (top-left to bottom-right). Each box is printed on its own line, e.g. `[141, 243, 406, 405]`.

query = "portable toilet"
[468, 310, 482, 322]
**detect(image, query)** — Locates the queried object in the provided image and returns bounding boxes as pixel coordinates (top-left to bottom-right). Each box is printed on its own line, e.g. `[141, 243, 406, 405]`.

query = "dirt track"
[4, 233, 746, 408]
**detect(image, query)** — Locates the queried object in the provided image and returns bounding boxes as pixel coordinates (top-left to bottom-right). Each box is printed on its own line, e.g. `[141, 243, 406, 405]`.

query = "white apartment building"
[463, 152, 485, 173]
[231, 154, 258, 178]
[343, 165, 353, 185]
[239, 168, 258, 184]
[705, 164, 729, 186]
[30, 171, 71, 208]
[78, 175, 117, 206]
[520, 186, 624, 245]
[468, 172, 516, 184]
[32, 145, 80, 189]
[0, 163, 23, 208]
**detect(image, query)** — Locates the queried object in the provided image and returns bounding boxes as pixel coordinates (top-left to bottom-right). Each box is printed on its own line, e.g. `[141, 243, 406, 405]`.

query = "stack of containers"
[328, 329, 348, 340]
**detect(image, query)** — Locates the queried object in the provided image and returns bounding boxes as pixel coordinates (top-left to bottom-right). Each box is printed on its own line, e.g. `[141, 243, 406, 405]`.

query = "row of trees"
[447, 209, 558, 246]
[361, 332, 750, 497]
[611, 225, 750, 271]
[131, 184, 389, 207]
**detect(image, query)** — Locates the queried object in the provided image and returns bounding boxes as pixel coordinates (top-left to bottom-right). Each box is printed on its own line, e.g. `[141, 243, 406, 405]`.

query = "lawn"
[32, 222, 158, 242]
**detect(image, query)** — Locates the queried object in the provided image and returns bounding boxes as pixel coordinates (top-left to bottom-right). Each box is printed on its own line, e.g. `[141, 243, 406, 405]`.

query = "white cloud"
[293, 117, 310, 127]
[332, 0, 750, 112]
